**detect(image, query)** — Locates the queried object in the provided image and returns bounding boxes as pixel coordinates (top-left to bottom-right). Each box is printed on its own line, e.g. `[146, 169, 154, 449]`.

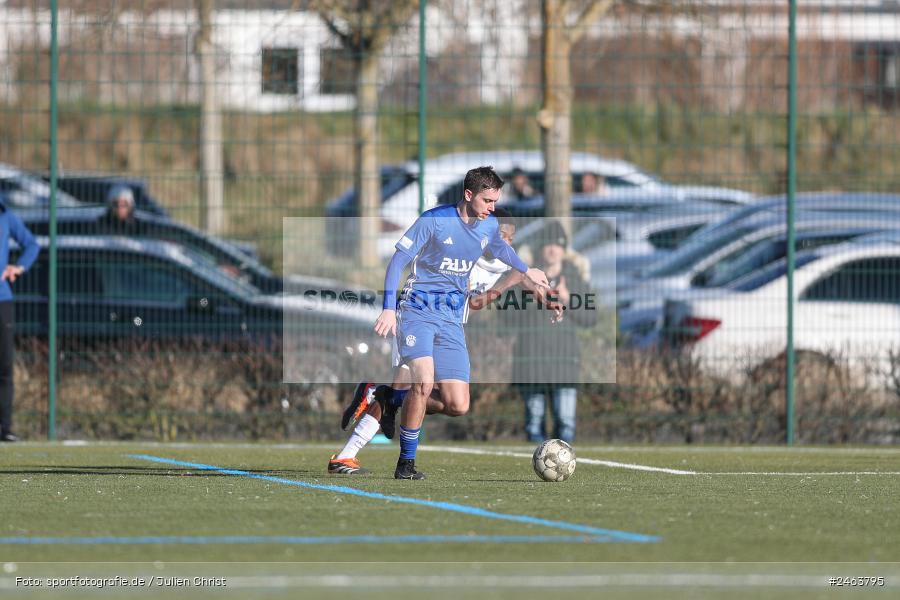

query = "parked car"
[51, 172, 170, 217]
[11, 237, 385, 366]
[498, 188, 747, 220]
[18, 206, 281, 294]
[617, 213, 900, 345]
[581, 203, 733, 284]
[628, 210, 900, 303]
[750, 192, 900, 216]
[661, 236, 900, 385]
[0, 164, 84, 209]
[325, 151, 752, 258]
[500, 201, 727, 301]
[675, 192, 900, 255]
[52, 171, 265, 258]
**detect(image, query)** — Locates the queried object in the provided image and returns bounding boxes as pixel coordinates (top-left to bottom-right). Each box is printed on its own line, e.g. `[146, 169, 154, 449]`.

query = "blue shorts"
[396, 311, 470, 382]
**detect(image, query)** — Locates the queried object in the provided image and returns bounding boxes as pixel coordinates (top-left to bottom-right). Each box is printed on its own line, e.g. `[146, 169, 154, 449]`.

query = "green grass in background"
[5, 102, 900, 273]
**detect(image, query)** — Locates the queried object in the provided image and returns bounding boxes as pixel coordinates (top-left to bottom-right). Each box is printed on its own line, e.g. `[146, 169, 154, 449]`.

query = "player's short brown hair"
[464, 166, 504, 194]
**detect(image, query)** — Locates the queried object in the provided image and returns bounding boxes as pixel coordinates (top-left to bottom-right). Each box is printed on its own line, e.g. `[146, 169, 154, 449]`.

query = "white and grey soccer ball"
[532, 439, 576, 482]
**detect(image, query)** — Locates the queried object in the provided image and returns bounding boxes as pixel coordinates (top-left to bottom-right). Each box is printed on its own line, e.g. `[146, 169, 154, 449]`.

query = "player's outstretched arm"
[468, 268, 562, 321]
[486, 237, 561, 320]
[488, 237, 529, 274]
[487, 236, 551, 290]
[468, 270, 525, 311]
[378, 250, 412, 337]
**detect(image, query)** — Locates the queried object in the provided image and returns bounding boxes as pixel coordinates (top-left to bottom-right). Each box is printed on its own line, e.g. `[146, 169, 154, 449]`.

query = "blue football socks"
[392, 389, 408, 408]
[398, 425, 420, 460]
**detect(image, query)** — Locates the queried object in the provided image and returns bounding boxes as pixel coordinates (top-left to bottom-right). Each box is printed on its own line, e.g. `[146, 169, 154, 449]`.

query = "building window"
[320, 47, 355, 95]
[261, 47, 299, 95]
[855, 42, 900, 107]
[885, 52, 900, 90]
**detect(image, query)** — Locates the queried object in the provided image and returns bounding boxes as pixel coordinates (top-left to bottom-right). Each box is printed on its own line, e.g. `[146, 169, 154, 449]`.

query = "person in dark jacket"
[0, 194, 39, 441]
[98, 185, 141, 235]
[505, 220, 597, 443]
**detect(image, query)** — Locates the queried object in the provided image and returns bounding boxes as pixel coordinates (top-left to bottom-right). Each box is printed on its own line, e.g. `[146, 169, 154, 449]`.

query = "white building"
[2, 1, 900, 112]
[0, 3, 531, 111]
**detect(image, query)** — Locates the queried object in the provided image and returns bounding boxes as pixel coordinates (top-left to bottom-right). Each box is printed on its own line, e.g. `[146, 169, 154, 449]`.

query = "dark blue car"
[19, 206, 281, 294]
[11, 237, 384, 360]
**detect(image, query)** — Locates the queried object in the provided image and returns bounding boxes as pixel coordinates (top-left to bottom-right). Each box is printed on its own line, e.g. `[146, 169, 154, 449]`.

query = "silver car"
[618, 211, 900, 346]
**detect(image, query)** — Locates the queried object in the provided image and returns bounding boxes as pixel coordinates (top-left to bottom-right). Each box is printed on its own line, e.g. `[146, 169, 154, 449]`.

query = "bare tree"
[196, 0, 225, 234]
[315, 1, 419, 269]
[538, 0, 614, 222]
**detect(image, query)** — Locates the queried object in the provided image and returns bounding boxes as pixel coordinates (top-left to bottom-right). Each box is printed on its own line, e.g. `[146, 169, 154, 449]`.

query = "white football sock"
[337, 414, 380, 460]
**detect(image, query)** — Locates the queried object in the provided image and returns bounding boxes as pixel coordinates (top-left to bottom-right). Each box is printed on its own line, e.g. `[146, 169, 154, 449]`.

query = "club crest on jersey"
[481, 237, 488, 250]
[405, 335, 416, 347]
[438, 257, 474, 273]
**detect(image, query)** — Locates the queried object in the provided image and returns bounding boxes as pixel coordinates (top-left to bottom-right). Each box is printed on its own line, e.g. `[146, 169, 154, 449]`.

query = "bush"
[12, 340, 899, 443]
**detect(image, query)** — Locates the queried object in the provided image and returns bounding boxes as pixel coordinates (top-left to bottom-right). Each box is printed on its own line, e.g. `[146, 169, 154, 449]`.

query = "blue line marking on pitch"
[126, 454, 660, 544]
[0, 534, 611, 546]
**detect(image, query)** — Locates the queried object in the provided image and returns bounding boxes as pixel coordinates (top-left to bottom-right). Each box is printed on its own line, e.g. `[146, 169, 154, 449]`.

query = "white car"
[661, 237, 900, 385]
[325, 151, 753, 258]
[378, 151, 672, 257]
[617, 213, 900, 347]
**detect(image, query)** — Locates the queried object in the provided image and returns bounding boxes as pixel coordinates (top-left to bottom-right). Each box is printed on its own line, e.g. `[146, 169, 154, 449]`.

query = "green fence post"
[47, 0, 59, 441]
[416, 0, 428, 443]
[786, 0, 798, 446]
[417, 0, 427, 215]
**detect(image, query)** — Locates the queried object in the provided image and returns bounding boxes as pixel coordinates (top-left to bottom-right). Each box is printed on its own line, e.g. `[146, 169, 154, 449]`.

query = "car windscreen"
[382, 168, 416, 201]
[647, 223, 706, 250]
[158, 245, 263, 298]
[728, 254, 821, 292]
[643, 225, 756, 277]
[692, 232, 870, 289]
[192, 257, 262, 298]
[164, 223, 273, 277]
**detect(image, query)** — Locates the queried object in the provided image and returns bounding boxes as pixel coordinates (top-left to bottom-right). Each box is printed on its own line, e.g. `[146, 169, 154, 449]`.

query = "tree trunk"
[197, 0, 225, 235]
[356, 54, 380, 269]
[539, 0, 573, 224]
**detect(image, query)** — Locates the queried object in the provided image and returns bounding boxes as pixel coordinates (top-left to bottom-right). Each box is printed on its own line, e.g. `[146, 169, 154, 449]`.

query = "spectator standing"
[0, 194, 39, 442]
[505, 220, 597, 443]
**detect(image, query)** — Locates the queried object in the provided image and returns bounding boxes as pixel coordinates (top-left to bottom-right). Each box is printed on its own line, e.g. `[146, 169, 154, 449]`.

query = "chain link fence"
[1, 0, 899, 442]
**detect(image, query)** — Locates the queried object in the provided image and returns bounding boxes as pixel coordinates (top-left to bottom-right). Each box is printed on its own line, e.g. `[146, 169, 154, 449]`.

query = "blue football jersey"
[395, 204, 512, 323]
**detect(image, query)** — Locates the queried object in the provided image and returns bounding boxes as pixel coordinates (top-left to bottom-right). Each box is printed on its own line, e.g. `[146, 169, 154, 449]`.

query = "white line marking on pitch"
[31, 441, 900, 458]
[425, 446, 697, 475]
[30, 441, 900, 476]
[426, 446, 900, 476]
[571, 446, 900, 455]
[704, 472, 900, 476]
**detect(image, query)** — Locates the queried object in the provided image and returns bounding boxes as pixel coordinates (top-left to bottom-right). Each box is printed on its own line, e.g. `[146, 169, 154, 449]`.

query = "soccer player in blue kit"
[328, 208, 539, 476]
[368, 166, 552, 480]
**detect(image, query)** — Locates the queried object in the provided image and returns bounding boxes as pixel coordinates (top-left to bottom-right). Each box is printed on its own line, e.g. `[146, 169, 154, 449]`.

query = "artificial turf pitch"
[1, 442, 899, 598]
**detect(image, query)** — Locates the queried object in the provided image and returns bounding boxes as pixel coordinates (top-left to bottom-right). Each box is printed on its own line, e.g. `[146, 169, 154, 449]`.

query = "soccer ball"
[532, 439, 576, 482]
